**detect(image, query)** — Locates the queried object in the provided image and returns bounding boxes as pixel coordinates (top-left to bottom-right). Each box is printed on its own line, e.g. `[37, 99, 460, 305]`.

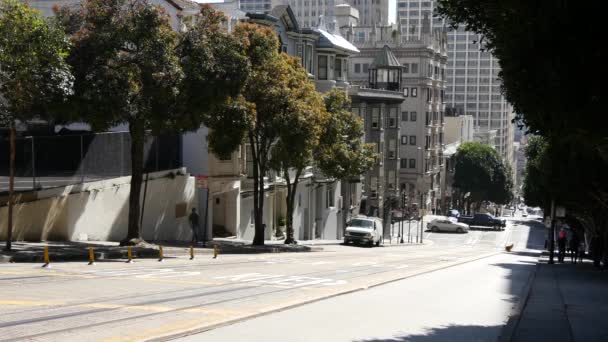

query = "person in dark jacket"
[557, 227, 567, 263]
[570, 232, 580, 264]
[189, 208, 200, 243]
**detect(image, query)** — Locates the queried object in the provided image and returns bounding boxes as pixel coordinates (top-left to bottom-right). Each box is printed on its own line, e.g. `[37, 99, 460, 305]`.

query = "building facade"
[396, 0, 515, 175]
[344, 17, 447, 213]
[204, 5, 360, 242]
[349, 46, 405, 235]
[443, 114, 474, 145]
[340, 0, 389, 26]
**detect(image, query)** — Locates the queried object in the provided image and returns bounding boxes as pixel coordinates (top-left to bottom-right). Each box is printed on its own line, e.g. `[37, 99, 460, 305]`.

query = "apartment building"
[348, 46, 405, 234]
[344, 15, 448, 212]
[205, 5, 360, 241]
[396, 0, 515, 175]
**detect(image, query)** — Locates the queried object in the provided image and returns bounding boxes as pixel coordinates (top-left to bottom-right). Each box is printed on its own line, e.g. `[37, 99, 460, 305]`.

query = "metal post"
[408, 217, 411, 243]
[120, 133, 124, 177]
[31, 136, 36, 190]
[80, 135, 84, 183]
[549, 199, 556, 264]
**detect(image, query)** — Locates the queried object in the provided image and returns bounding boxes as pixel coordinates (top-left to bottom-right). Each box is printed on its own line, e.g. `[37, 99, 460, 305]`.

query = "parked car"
[448, 209, 460, 218]
[344, 216, 383, 247]
[458, 213, 506, 230]
[427, 217, 469, 233]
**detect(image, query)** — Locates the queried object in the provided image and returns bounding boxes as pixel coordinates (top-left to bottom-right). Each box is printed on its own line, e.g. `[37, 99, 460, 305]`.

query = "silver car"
[427, 217, 470, 233]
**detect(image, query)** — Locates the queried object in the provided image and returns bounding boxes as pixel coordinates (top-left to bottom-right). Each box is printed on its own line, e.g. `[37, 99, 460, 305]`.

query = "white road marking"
[214, 273, 347, 287]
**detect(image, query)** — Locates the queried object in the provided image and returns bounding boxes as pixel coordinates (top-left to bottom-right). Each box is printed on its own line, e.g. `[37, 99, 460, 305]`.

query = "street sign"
[195, 175, 208, 189]
[556, 206, 566, 218]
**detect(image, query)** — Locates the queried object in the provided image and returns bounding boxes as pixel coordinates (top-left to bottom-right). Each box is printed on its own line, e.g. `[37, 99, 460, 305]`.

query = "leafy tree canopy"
[0, 0, 73, 126]
[453, 142, 512, 206]
[436, 1, 603, 152]
[316, 89, 375, 181]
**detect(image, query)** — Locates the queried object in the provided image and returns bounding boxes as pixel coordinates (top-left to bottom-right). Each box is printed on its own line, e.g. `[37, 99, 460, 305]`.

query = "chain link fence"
[0, 131, 181, 193]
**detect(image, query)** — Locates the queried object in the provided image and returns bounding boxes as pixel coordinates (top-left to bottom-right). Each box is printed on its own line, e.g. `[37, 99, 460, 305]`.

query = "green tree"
[269, 56, 327, 245]
[0, 0, 73, 250]
[316, 89, 375, 231]
[206, 23, 290, 246]
[61, 1, 247, 244]
[316, 89, 375, 181]
[435, 1, 603, 152]
[453, 142, 511, 212]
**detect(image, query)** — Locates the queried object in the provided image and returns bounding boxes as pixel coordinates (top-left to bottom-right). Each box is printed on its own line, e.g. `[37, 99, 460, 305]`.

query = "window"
[403, 63, 409, 73]
[409, 135, 416, 145]
[388, 139, 396, 159]
[362, 63, 369, 73]
[335, 58, 342, 80]
[401, 111, 408, 121]
[371, 108, 380, 129]
[409, 158, 416, 169]
[403, 88, 408, 97]
[411, 63, 418, 73]
[411, 87, 417, 97]
[388, 108, 398, 128]
[318, 55, 328, 80]
[400, 159, 408, 168]
[326, 186, 334, 208]
[329, 56, 334, 78]
[305, 45, 313, 73]
[388, 170, 395, 189]
[410, 111, 417, 121]
[370, 176, 378, 197]
[354, 63, 361, 73]
[401, 135, 408, 145]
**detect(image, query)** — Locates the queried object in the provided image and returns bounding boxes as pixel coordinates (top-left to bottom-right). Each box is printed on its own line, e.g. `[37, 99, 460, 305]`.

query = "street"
[0, 218, 545, 341]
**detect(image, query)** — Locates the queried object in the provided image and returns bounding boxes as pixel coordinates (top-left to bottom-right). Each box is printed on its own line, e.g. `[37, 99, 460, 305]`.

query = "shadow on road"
[354, 324, 503, 342]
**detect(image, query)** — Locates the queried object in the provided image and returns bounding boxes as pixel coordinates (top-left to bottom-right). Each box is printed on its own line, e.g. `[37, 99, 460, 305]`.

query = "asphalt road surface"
[0, 217, 545, 342]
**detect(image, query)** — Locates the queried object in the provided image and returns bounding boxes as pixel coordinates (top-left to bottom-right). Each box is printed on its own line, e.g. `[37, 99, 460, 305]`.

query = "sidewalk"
[507, 254, 608, 342]
[0, 238, 327, 263]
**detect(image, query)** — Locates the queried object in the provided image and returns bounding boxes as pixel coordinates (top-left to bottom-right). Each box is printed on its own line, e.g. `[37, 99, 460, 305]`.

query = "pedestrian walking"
[189, 208, 200, 244]
[570, 232, 579, 264]
[575, 241, 586, 264]
[557, 227, 567, 263]
[565, 224, 573, 255]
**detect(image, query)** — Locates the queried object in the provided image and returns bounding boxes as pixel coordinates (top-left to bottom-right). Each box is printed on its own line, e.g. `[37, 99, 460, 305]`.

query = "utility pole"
[548, 199, 556, 264]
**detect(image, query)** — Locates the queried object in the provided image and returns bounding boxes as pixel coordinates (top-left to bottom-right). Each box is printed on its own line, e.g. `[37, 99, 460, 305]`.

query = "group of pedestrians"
[556, 223, 585, 264]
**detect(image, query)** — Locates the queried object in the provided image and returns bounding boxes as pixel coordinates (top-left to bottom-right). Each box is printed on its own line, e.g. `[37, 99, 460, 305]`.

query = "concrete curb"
[0, 244, 322, 263]
[498, 258, 541, 342]
[144, 251, 501, 342]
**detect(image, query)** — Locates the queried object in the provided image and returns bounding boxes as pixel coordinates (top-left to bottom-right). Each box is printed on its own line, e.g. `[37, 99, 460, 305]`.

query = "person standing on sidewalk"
[189, 208, 200, 244]
[570, 232, 580, 264]
[557, 227, 567, 263]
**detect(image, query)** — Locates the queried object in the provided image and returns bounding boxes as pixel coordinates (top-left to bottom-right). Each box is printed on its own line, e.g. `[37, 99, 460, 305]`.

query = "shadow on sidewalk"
[355, 324, 504, 342]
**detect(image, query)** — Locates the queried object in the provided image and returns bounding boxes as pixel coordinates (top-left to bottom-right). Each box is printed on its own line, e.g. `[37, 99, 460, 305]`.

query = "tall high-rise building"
[242, 0, 388, 29]
[340, 0, 389, 26]
[396, 0, 515, 173]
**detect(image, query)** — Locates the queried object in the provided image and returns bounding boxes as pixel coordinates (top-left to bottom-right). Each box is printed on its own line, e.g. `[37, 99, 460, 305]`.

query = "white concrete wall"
[0, 169, 196, 242]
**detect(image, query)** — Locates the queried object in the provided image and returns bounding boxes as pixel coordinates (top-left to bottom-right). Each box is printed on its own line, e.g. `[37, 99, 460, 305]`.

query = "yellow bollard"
[189, 245, 194, 260]
[213, 245, 218, 259]
[158, 246, 164, 262]
[126, 246, 133, 263]
[42, 246, 51, 268]
[88, 247, 96, 265]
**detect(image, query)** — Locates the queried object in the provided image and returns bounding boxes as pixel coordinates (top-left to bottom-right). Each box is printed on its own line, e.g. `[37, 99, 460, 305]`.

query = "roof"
[209, 1, 248, 19]
[166, 0, 200, 11]
[443, 142, 460, 156]
[316, 29, 359, 54]
[269, 5, 300, 31]
[370, 45, 401, 68]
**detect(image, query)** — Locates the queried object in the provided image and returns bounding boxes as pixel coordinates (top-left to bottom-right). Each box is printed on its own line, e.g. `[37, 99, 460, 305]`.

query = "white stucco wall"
[0, 169, 196, 242]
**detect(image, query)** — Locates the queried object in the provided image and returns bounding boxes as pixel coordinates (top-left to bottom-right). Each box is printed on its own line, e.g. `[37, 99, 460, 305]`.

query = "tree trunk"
[121, 120, 145, 245]
[251, 135, 265, 246]
[5, 125, 15, 251]
[284, 168, 301, 244]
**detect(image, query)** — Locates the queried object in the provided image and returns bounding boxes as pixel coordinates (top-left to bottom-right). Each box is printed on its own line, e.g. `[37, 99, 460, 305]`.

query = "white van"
[344, 216, 383, 247]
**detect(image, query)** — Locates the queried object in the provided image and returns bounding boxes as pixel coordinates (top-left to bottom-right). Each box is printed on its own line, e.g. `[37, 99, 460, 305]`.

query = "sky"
[195, 0, 398, 24]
